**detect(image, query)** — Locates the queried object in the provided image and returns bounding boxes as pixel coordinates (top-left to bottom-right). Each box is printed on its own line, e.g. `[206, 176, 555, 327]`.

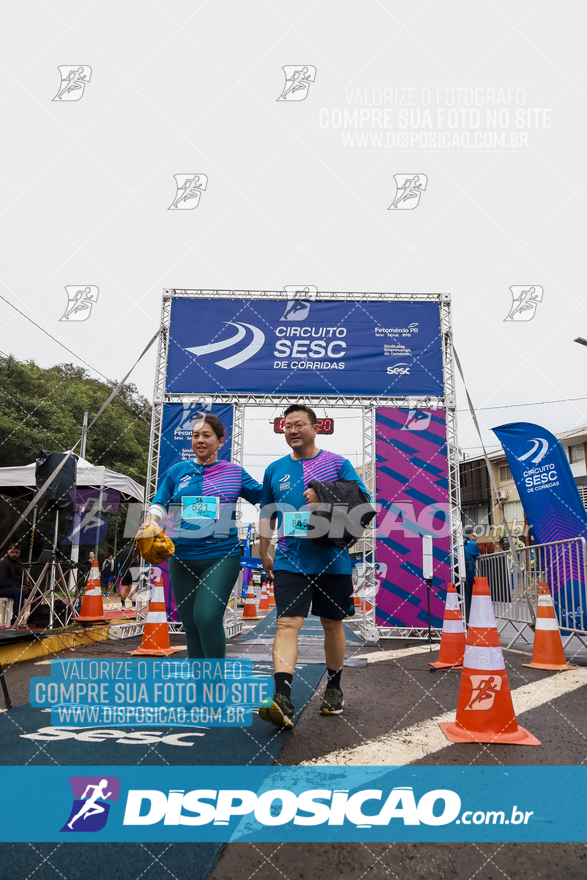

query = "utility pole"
[80, 411, 89, 460]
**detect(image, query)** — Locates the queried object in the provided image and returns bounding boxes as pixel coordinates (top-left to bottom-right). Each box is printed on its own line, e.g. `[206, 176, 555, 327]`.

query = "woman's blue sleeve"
[240, 468, 263, 505]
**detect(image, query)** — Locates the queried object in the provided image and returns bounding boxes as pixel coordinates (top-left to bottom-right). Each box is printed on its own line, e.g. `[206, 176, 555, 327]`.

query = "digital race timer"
[273, 417, 335, 434]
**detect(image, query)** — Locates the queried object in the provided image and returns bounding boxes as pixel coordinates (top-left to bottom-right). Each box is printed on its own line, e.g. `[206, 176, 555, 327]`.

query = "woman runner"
[140, 414, 261, 658]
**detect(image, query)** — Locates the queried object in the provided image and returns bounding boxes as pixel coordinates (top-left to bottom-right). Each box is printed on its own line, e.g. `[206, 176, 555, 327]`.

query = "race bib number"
[283, 511, 311, 537]
[182, 496, 219, 521]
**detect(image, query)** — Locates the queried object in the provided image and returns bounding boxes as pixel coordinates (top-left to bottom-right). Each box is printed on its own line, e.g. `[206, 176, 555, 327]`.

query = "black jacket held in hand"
[307, 478, 376, 550]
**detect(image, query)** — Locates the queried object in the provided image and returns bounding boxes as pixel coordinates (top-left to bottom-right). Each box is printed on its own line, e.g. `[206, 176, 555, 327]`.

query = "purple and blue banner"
[375, 407, 451, 629]
[492, 422, 587, 629]
[166, 298, 443, 397]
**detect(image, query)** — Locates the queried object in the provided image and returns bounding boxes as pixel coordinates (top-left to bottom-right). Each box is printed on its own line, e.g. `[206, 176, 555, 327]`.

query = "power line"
[0, 293, 110, 381]
[459, 396, 587, 412]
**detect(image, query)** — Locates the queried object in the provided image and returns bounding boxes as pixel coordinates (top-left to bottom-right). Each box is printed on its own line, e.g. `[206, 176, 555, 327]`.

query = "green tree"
[0, 355, 150, 559]
[0, 355, 150, 483]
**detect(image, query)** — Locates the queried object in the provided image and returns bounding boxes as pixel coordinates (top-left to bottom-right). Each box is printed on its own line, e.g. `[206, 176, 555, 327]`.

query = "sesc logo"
[186, 322, 265, 370]
[386, 362, 410, 376]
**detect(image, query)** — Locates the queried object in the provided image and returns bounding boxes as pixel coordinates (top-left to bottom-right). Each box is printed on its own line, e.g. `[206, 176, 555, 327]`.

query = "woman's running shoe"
[258, 693, 295, 729]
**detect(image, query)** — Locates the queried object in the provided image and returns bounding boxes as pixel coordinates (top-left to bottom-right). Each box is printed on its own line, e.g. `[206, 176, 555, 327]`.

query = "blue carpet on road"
[239, 608, 362, 643]
[0, 660, 326, 880]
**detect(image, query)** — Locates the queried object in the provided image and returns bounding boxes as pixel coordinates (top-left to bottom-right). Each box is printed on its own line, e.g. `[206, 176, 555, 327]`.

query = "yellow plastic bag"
[135, 524, 175, 565]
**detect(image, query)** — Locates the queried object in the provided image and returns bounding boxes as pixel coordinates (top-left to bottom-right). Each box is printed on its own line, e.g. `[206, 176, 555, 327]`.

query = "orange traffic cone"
[75, 559, 107, 622]
[268, 583, 276, 607]
[523, 582, 576, 671]
[430, 583, 466, 670]
[241, 581, 259, 620]
[130, 577, 181, 656]
[258, 582, 269, 611]
[361, 598, 372, 613]
[439, 577, 540, 746]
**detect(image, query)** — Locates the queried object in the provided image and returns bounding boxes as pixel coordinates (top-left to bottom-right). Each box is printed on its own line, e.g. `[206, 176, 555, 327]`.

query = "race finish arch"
[145, 289, 459, 643]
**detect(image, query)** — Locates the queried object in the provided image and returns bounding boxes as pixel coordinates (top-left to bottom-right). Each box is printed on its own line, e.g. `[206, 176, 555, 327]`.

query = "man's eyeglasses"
[284, 422, 312, 432]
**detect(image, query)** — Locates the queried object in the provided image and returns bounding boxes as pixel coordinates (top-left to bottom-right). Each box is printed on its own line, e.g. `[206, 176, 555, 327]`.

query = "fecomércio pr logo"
[61, 776, 120, 833]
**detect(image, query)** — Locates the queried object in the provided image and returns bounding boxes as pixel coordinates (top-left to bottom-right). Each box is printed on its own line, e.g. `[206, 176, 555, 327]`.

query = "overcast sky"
[2, 2, 586, 491]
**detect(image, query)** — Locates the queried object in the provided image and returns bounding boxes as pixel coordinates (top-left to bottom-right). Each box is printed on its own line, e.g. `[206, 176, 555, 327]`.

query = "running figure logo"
[464, 674, 503, 711]
[169, 174, 208, 210]
[61, 776, 120, 832]
[388, 174, 428, 210]
[277, 66, 316, 101]
[60, 286, 99, 322]
[401, 409, 432, 431]
[52, 66, 92, 101]
[504, 286, 544, 322]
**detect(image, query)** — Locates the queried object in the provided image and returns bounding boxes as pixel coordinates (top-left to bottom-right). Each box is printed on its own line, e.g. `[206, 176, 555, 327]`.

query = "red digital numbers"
[273, 417, 334, 434]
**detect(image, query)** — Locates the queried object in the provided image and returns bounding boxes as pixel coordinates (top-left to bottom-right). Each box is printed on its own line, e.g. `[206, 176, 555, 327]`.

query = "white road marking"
[302, 668, 587, 766]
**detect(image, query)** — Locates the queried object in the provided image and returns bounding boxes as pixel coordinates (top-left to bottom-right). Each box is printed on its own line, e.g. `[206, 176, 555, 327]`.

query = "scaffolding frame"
[141, 289, 456, 645]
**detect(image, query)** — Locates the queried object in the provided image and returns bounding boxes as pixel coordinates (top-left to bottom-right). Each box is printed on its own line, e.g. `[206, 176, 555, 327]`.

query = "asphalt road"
[1, 621, 586, 879]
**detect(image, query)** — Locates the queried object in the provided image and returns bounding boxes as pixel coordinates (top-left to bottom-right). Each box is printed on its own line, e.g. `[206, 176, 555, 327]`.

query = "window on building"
[461, 505, 489, 528]
[499, 464, 512, 482]
[503, 501, 524, 525]
[577, 485, 587, 511]
[568, 444, 584, 464]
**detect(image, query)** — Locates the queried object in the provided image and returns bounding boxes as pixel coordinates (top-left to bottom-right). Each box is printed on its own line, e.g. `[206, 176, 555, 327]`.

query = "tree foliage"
[0, 355, 150, 486]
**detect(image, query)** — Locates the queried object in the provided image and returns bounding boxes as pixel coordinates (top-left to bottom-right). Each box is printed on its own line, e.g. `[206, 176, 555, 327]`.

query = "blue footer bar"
[1, 766, 585, 842]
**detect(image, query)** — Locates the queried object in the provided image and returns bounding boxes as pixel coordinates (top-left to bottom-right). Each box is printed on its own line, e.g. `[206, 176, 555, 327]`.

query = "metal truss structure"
[140, 288, 457, 646]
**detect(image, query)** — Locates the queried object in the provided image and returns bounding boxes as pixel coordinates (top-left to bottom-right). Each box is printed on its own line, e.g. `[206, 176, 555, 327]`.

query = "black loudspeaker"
[35, 451, 78, 511]
[27, 600, 68, 628]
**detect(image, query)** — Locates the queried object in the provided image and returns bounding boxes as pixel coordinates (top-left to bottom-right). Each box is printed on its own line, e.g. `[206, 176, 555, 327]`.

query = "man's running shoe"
[258, 693, 295, 729]
[319, 687, 345, 715]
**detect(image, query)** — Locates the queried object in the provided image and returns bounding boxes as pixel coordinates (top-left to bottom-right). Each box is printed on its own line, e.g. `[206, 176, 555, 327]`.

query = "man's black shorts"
[273, 571, 354, 620]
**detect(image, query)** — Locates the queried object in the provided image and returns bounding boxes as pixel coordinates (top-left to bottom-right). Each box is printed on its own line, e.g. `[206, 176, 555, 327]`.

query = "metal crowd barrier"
[477, 536, 587, 650]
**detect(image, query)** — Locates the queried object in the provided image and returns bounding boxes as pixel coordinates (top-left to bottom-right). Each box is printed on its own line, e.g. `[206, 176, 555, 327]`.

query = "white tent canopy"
[0, 456, 144, 502]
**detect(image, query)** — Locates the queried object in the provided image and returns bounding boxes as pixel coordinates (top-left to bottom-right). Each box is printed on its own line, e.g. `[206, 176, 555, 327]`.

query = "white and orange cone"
[268, 583, 276, 607]
[75, 559, 107, 622]
[258, 582, 269, 611]
[241, 581, 259, 620]
[523, 582, 576, 671]
[130, 576, 181, 656]
[429, 582, 466, 670]
[440, 577, 540, 746]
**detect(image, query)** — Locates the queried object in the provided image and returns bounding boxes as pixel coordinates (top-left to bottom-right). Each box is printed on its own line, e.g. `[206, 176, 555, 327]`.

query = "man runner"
[258, 404, 368, 729]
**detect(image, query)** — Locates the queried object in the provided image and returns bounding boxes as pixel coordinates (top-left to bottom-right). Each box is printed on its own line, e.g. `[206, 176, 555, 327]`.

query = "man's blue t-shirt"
[260, 449, 368, 575]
